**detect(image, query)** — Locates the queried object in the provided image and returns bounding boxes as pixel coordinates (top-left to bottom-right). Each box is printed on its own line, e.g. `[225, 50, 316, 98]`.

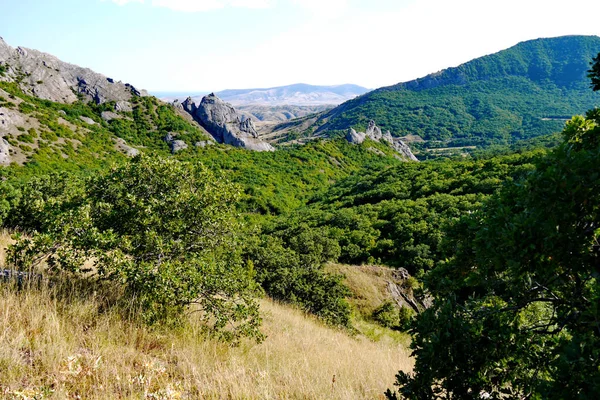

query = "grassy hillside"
[301, 35, 600, 150]
[0, 231, 411, 399]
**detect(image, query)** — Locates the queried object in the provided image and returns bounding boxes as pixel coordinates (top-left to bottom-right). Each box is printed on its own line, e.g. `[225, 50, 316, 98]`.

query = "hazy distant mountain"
[216, 83, 370, 106]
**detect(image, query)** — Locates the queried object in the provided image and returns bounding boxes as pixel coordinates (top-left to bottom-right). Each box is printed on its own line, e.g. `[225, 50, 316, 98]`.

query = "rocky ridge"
[346, 120, 418, 161]
[0, 36, 147, 106]
[176, 94, 274, 152]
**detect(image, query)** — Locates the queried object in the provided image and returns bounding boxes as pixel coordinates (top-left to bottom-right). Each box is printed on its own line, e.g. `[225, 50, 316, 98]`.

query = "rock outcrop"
[178, 94, 274, 152]
[164, 132, 189, 154]
[346, 120, 418, 161]
[0, 137, 11, 165]
[114, 138, 140, 157]
[0, 37, 147, 105]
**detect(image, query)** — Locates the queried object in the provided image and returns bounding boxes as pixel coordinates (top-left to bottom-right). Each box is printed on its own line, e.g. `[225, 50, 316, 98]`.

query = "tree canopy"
[387, 79, 600, 399]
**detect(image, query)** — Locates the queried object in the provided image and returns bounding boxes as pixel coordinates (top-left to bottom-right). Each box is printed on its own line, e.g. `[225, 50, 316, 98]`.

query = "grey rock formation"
[195, 140, 214, 148]
[181, 93, 274, 152]
[79, 116, 96, 125]
[0, 137, 11, 165]
[164, 132, 188, 153]
[114, 138, 140, 157]
[181, 97, 197, 115]
[346, 128, 366, 144]
[115, 101, 133, 112]
[0, 37, 148, 105]
[0, 107, 26, 130]
[345, 120, 418, 161]
[101, 111, 121, 122]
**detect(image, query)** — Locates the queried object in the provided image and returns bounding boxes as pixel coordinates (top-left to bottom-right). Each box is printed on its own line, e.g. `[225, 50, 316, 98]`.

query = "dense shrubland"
[385, 55, 600, 399]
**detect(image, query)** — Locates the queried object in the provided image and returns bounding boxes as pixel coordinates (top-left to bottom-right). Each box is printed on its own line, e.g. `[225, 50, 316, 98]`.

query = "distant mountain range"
[277, 35, 600, 150]
[153, 83, 369, 107]
[217, 83, 370, 106]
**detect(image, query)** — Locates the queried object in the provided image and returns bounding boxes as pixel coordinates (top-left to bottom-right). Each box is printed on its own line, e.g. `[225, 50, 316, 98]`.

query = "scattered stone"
[79, 116, 96, 125]
[101, 111, 121, 122]
[164, 132, 188, 153]
[195, 140, 214, 148]
[114, 138, 139, 157]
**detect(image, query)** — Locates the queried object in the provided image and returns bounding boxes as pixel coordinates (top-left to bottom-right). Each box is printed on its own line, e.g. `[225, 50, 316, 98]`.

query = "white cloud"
[109, 0, 273, 12]
[292, 0, 347, 16]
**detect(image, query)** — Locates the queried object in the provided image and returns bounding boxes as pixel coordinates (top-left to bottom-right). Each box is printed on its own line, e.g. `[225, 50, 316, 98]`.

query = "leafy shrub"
[18, 102, 35, 114]
[372, 301, 399, 328]
[6, 156, 262, 341]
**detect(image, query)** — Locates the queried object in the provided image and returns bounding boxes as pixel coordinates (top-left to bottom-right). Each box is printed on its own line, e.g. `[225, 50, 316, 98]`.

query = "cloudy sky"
[1, 0, 600, 92]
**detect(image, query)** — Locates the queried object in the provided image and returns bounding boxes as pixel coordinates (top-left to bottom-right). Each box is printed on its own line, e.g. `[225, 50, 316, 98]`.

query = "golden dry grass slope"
[0, 232, 412, 399]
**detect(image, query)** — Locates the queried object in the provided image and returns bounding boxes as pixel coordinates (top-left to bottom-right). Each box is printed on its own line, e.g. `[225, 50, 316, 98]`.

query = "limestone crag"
[0, 37, 147, 105]
[0, 137, 11, 165]
[164, 132, 189, 153]
[346, 120, 418, 161]
[178, 93, 274, 152]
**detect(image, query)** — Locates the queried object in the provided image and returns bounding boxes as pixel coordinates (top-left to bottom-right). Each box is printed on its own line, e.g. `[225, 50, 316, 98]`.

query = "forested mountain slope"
[295, 35, 600, 150]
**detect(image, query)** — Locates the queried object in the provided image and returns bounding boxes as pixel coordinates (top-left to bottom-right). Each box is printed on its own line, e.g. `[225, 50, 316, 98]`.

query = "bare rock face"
[0, 137, 11, 165]
[346, 128, 366, 144]
[0, 37, 148, 105]
[114, 138, 140, 157]
[183, 93, 274, 152]
[346, 120, 418, 161]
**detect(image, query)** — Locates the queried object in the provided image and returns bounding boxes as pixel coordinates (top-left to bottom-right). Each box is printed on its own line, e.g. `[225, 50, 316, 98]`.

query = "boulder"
[346, 128, 366, 144]
[189, 93, 274, 152]
[79, 116, 96, 125]
[114, 138, 140, 157]
[164, 132, 188, 153]
[101, 111, 121, 122]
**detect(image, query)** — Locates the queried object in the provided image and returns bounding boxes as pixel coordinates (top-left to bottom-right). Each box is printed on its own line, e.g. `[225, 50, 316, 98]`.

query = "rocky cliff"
[177, 94, 274, 152]
[346, 120, 418, 161]
[0, 36, 147, 106]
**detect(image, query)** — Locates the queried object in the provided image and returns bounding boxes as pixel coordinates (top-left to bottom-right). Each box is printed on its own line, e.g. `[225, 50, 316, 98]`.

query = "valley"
[1, 30, 600, 399]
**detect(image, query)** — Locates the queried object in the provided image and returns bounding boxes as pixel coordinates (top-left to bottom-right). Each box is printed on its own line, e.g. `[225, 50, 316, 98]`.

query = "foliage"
[6, 156, 262, 341]
[264, 152, 537, 275]
[246, 227, 352, 327]
[387, 109, 600, 398]
[589, 52, 600, 92]
[372, 301, 399, 329]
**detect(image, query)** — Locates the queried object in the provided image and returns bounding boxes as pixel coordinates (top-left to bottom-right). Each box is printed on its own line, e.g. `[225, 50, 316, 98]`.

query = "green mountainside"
[299, 35, 600, 151]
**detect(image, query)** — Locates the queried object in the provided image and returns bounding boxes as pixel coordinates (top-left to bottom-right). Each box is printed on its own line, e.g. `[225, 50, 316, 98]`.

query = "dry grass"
[0, 232, 412, 399]
[326, 263, 397, 317]
[0, 229, 15, 267]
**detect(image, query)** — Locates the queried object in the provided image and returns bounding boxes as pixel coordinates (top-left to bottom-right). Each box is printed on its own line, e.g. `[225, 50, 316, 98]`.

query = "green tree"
[387, 108, 600, 397]
[8, 156, 262, 341]
[589, 52, 600, 92]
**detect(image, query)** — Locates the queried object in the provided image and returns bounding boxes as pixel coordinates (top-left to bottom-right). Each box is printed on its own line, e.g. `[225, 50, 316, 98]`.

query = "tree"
[8, 156, 262, 341]
[589, 52, 600, 92]
[387, 104, 600, 396]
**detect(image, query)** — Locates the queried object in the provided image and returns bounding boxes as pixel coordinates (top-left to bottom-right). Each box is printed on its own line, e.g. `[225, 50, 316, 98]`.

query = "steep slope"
[0, 36, 146, 106]
[291, 35, 600, 150]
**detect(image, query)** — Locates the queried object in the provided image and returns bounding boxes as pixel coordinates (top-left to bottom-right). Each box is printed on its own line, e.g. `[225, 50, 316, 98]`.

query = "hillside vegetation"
[293, 36, 600, 152]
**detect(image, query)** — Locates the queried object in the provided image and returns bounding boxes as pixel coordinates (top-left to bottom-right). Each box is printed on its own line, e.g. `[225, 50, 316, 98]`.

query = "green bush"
[372, 301, 399, 329]
[6, 156, 262, 342]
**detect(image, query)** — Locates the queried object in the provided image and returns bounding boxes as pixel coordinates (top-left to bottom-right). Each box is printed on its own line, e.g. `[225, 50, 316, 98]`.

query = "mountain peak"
[0, 37, 148, 105]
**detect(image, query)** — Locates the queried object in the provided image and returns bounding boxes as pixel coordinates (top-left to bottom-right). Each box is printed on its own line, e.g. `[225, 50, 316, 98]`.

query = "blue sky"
[1, 0, 600, 92]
